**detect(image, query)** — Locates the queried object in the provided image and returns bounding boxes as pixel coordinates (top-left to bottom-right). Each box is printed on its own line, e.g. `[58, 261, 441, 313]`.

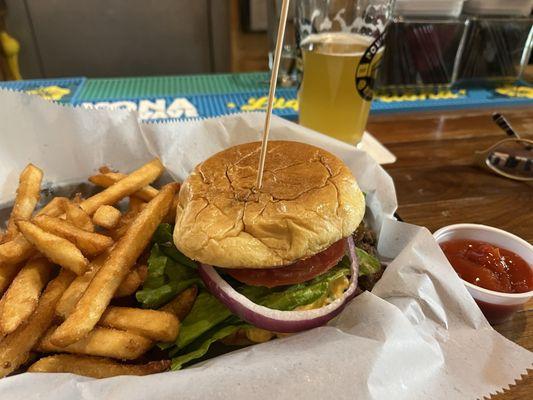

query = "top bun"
[173, 141, 365, 268]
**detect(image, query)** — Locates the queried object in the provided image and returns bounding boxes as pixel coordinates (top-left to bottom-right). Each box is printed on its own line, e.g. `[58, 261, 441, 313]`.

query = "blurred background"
[1, 0, 532, 86]
[0, 0, 270, 79]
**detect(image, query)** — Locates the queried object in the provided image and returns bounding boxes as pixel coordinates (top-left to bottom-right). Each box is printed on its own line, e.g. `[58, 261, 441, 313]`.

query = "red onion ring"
[198, 236, 360, 333]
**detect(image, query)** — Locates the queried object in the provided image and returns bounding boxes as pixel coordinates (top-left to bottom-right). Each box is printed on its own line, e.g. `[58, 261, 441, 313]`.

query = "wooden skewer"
[255, 0, 291, 190]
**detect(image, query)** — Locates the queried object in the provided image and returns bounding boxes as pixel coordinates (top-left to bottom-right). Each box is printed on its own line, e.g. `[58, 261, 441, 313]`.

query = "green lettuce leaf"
[161, 245, 198, 269]
[285, 257, 351, 291]
[259, 281, 328, 310]
[170, 324, 244, 370]
[151, 223, 174, 244]
[135, 241, 199, 308]
[136, 278, 200, 309]
[176, 290, 234, 349]
[356, 247, 381, 276]
[254, 262, 351, 310]
[142, 244, 174, 289]
[152, 224, 198, 269]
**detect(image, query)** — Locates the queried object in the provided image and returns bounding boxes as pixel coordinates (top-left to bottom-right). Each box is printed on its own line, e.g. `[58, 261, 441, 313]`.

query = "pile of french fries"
[0, 159, 197, 379]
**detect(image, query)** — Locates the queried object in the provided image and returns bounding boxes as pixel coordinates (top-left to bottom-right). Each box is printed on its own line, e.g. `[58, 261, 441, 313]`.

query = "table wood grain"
[367, 106, 533, 399]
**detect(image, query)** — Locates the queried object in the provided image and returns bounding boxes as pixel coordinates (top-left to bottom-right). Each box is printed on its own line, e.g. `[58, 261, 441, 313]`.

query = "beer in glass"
[296, 0, 393, 144]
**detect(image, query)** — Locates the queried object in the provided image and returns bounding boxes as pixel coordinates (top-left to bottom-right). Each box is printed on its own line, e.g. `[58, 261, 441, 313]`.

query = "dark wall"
[5, 0, 231, 79]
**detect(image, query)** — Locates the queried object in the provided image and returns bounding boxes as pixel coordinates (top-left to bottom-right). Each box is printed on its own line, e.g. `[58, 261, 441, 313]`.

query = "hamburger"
[172, 141, 372, 336]
[174, 140, 365, 268]
[133, 140, 383, 369]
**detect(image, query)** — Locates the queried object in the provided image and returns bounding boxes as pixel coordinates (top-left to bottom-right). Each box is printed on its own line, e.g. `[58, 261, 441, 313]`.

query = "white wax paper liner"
[0, 89, 531, 400]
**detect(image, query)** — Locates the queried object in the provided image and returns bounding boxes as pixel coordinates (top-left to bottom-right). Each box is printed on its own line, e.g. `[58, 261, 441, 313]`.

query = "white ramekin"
[433, 223, 533, 324]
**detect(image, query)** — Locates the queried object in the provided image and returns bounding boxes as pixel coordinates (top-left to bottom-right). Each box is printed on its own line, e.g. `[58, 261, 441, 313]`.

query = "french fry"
[99, 307, 179, 342]
[108, 206, 143, 241]
[81, 159, 164, 215]
[163, 192, 180, 224]
[5, 164, 43, 240]
[0, 263, 22, 296]
[71, 193, 84, 204]
[38, 326, 153, 360]
[0, 234, 35, 265]
[160, 286, 198, 321]
[221, 329, 252, 347]
[92, 205, 121, 230]
[0, 257, 53, 335]
[0, 269, 75, 378]
[55, 250, 109, 318]
[36, 197, 68, 218]
[128, 196, 146, 213]
[114, 264, 147, 298]
[87, 176, 112, 188]
[107, 198, 146, 241]
[0, 296, 5, 342]
[109, 223, 130, 242]
[33, 215, 113, 257]
[64, 201, 94, 232]
[0, 230, 7, 245]
[0, 198, 66, 266]
[16, 221, 89, 275]
[50, 183, 177, 346]
[89, 172, 159, 202]
[244, 327, 274, 344]
[28, 354, 171, 378]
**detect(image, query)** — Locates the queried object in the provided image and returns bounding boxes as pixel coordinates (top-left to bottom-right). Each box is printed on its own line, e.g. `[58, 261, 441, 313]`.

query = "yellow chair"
[0, 30, 22, 80]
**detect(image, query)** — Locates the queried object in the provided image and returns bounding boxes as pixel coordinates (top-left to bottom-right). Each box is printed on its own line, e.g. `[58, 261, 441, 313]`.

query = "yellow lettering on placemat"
[495, 86, 533, 99]
[26, 86, 71, 101]
[228, 96, 298, 112]
[376, 89, 466, 103]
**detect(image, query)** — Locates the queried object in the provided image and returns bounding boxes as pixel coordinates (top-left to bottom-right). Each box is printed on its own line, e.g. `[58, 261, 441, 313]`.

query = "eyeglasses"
[475, 113, 533, 181]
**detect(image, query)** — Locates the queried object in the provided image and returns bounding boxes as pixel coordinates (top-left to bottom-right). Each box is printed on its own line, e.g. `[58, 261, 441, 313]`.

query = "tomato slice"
[225, 239, 347, 288]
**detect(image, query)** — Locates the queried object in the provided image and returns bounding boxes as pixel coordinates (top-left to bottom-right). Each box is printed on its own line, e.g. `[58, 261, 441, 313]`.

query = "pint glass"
[297, 0, 394, 144]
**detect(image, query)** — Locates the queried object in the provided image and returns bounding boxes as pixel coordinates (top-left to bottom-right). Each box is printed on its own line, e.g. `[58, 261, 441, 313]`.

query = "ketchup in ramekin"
[440, 239, 533, 294]
[440, 238, 533, 323]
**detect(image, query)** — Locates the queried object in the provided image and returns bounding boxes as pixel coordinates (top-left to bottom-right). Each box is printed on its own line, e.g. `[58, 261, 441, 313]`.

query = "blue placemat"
[0, 77, 86, 104]
[1, 74, 532, 121]
[74, 88, 299, 122]
[74, 85, 533, 122]
[372, 86, 533, 114]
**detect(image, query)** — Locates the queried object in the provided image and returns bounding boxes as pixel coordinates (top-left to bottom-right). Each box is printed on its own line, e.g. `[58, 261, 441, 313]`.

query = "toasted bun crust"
[173, 141, 365, 268]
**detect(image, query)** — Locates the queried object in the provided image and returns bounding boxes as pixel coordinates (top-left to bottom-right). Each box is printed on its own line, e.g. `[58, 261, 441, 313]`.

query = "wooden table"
[367, 106, 533, 399]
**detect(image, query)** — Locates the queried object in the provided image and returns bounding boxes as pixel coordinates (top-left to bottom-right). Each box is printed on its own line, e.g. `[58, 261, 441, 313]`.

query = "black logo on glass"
[355, 32, 386, 101]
